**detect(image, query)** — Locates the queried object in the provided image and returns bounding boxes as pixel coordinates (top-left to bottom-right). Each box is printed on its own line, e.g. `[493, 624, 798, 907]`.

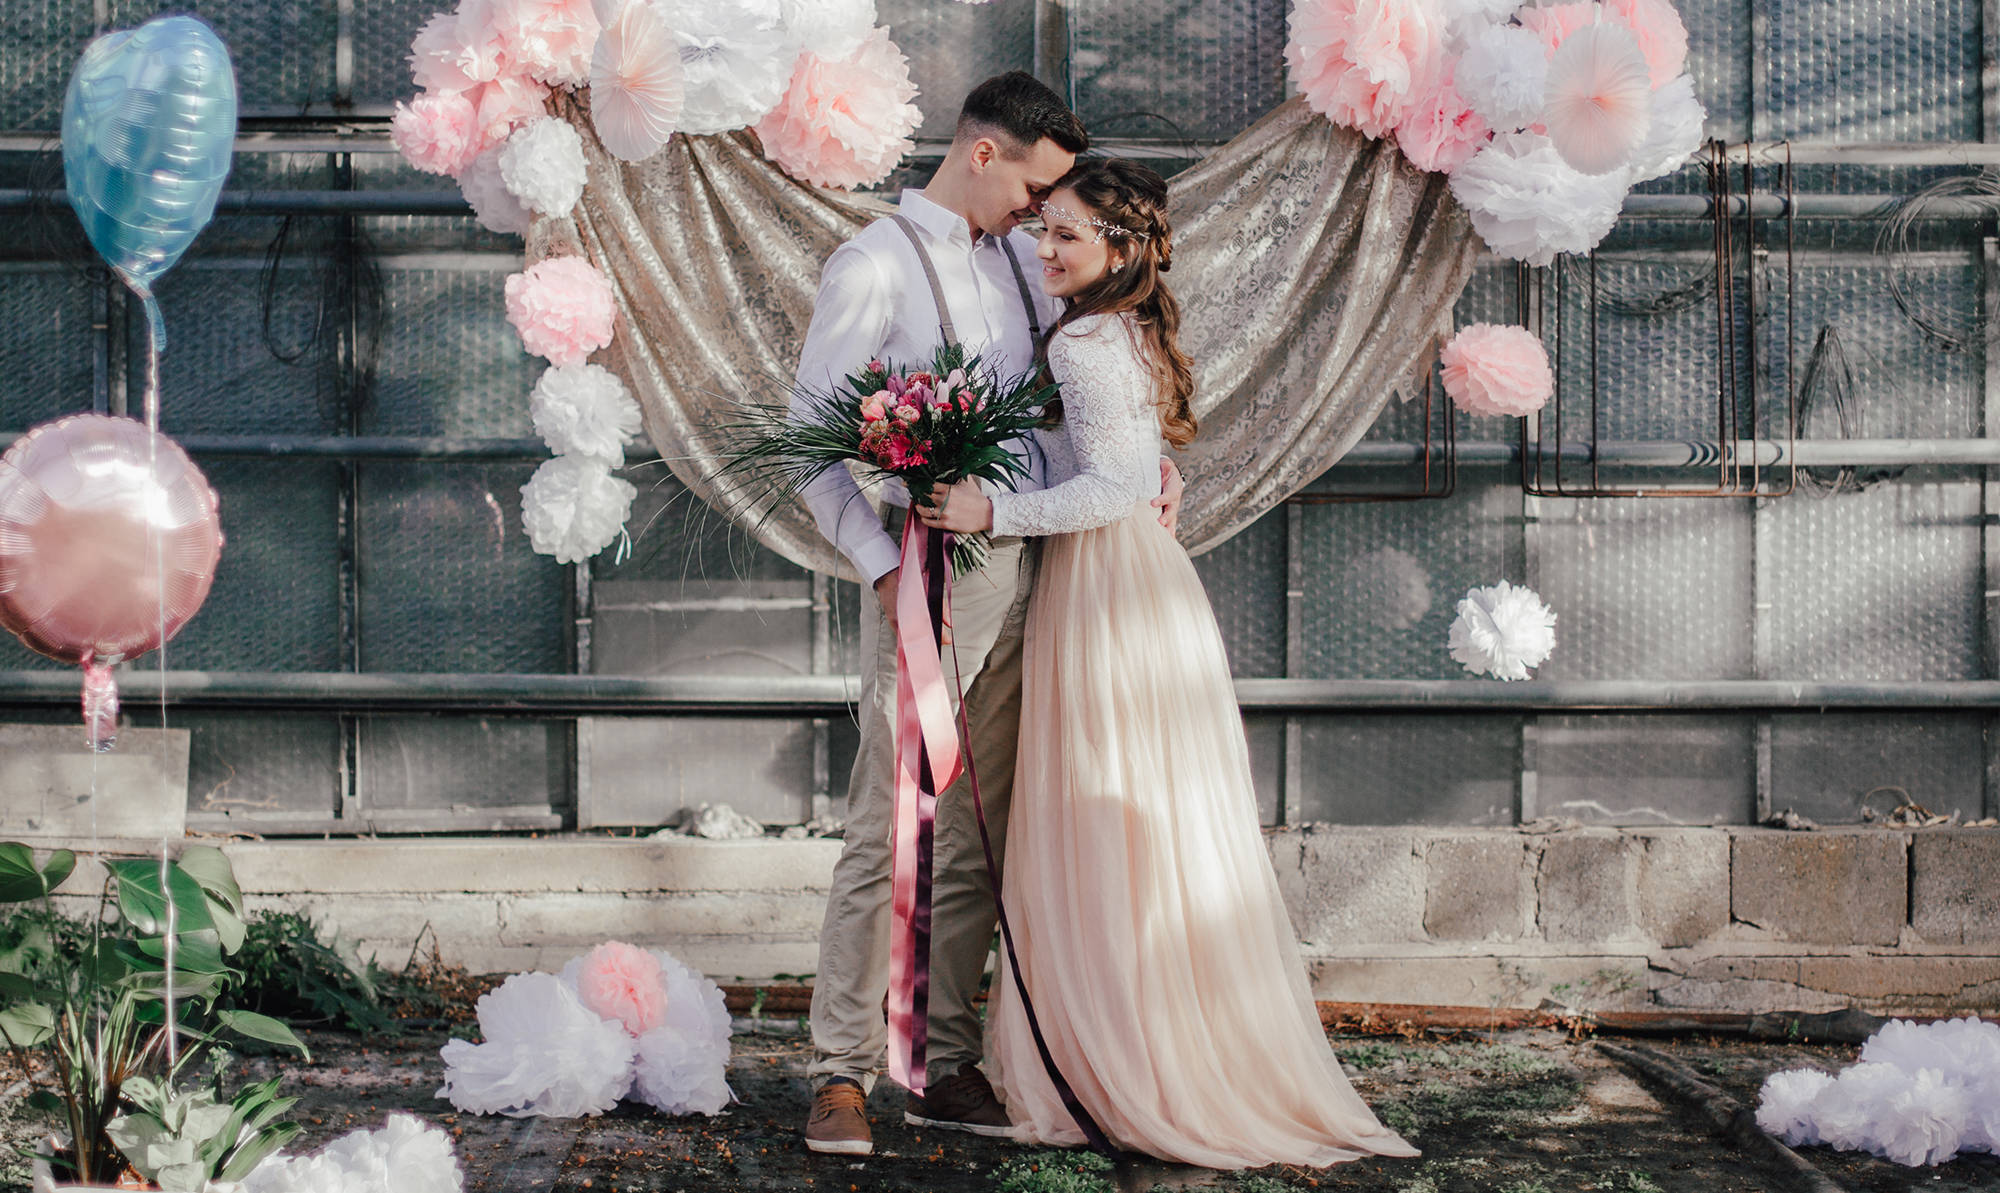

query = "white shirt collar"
[899, 188, 983, 250]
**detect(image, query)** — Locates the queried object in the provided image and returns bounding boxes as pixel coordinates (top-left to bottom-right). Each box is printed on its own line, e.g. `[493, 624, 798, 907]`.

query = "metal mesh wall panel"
[604, 479, 811, 586]
[1069, 0, 1289, 142]
[1760, 481, 1984, 682]
[1681, 0, 1749, 142]
[368, 261, 540, 438]
[0, 267, 94, 426]
[1191, 504, 1286, 678]
[1294, 715, 1521, 826]
[0, 2, 93, 129]
[1536, 497, 1753, 680]
[357, 715, 564, 810]
[357, 461, 566, 672]
[165, 460, 342, 671]
[1300, 485, 1522, 680]
[351, 0, 434, 108]
[1763, 0, 1981, 140]
[877, 0, 1035, 141]
[128, 708, 340, 819]
[1535, 715, 1753, 824]
[1769, 712, 1986, 823]
[101, 0, 337, 115]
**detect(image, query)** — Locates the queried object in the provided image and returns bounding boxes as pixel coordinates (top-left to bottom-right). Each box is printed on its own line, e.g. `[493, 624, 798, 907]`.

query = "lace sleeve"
[988, 315, 1156, 538]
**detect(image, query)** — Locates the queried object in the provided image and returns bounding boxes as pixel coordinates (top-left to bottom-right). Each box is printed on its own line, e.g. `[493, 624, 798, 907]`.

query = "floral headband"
[1038, 201, 1151, 244]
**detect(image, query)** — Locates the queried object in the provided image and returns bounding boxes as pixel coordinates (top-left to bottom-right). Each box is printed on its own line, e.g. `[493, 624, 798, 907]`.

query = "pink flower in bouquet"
[391, 90, 483, 177]
[885, 374, 906, 396]
[575, 940, 668, 1036]
[860, 397, 888, 422]
[505, 255, 617, 367]
[867, 359, 886, 373]
[956, 392, 978, 412]
[894, 404, 921, 424]
[863, 418, 891, 438]
[756, 27, 922, 190]
[1440, 323, 1553, 417]
[1395, 65, 1489, 174]
[881, 435, 928, 469]
[903, 381, 932, 407]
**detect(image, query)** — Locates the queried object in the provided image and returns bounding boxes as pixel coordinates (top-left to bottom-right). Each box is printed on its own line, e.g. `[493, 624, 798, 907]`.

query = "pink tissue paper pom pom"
[756, 28, 922, 190]
[1394, 65, 1490, 174]
[491, 0, 602, 88]
[391, 90, 483, 177]
[506, 255, 617, 367]
[467, 73, 554, 149]
[575, 940, 669, 1036]
[1440, 323, 1554, 417]
[1604, 0, 1690, 87]
[1515, 1, 1601, 56]
[409, 5, 509, 93]
[1286, 0, 1444, 139]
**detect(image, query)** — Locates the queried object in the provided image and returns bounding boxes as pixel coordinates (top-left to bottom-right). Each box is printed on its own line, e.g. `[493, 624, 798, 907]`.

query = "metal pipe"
[3, 671, 1997, 714]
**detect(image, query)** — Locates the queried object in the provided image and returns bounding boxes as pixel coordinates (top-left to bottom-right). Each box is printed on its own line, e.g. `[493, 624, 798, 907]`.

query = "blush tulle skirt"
[985, 507, 1419, 1168]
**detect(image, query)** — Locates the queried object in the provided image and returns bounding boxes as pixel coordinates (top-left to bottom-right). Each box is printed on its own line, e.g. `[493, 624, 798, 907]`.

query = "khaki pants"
[809, 521, 1036, 1092]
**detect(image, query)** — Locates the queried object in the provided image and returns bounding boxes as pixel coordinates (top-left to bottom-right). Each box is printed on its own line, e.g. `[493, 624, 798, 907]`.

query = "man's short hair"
[956, 71, 1089, 157]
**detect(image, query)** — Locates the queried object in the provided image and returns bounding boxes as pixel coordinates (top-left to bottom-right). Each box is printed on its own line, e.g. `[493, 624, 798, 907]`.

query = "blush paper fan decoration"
[531, 362, 643, 463]
[755, 27, 922, 190]
[658, 0, 795, 135]
[1285, 0, 1444, 139]
[1448, 130, 1629, 264]
[520, 455, 637, 562]
[1455, 22, 1549, 131]
[1625, 71, 1706, 183]
[778, 0, 876, 61]
[241, 1114, 464, 1193]
[1392, 64, 1489, 174]
[499, 114, 588, 216]
[505, 255, 617, 367]
[1448, 580, 1556, 680]
[590, 0, 685, 161]
[1439, 323, 1553, 417]
[1541, 21, 1653, 175]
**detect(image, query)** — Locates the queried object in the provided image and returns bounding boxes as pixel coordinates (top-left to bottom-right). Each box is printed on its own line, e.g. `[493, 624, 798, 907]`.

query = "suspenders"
[889, 213, 1043, 353]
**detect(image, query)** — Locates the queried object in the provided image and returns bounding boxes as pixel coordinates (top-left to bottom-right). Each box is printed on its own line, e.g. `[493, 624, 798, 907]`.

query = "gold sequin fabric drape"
[533, 94, 1480, 576]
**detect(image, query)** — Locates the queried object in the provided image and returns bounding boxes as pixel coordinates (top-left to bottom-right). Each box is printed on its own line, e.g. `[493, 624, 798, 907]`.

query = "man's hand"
[874, 567, 900, 635]
[1153, 457, 1184, 535]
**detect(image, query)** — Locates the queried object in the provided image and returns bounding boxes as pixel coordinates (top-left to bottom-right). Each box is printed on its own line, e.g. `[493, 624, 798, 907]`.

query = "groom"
[794, 72, 1179, 1156]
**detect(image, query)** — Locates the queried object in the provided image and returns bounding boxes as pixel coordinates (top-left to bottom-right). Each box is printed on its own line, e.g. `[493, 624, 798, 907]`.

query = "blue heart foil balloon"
[61, 15, 238, 350]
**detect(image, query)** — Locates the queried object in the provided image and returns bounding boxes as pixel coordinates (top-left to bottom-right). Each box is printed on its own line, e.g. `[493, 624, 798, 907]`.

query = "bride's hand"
[917, 478, 993, 533]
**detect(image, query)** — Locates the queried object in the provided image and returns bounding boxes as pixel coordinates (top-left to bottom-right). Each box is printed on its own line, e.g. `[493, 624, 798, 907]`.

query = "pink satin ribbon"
[887, 517, 962, 1097]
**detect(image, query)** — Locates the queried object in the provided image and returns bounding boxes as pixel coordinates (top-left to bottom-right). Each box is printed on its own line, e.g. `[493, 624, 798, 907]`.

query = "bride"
[917, 158, 1418, 1169]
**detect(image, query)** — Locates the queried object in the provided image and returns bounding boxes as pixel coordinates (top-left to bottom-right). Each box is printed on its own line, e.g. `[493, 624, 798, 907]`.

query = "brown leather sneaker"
[805, 1078, 873, 1155]
[904, 1063, 1015, 1137]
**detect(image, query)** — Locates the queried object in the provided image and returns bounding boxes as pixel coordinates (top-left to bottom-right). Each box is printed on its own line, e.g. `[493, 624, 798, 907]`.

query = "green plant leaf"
[217, 1120, 300, 1183]
[0, 1000, 55, 1047]
[205, 902, 246, 955]
[25, 1088, 62, 1114]
[0, 843, 72, 902]
[216, 1009, 310, 1059]
[173, 846, 243, 916]
[130, 927, 228, 975]
[107, 859, 216, 939]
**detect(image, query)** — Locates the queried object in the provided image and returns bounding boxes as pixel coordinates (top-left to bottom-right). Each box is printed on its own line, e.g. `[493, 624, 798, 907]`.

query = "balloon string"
[141, 290, 162, 432]
[143, 293, 175, 1066]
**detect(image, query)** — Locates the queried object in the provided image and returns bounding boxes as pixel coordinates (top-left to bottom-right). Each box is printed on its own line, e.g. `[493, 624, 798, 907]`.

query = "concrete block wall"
[27, 826, 2000, 1015]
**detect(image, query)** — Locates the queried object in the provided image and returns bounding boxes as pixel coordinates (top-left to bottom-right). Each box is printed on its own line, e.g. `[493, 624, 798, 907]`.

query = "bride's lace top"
[989, 312, 1163, 538]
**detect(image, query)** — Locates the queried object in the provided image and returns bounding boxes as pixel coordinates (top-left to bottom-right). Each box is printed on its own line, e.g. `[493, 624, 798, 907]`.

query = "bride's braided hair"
[1039, 157, 1198, 448]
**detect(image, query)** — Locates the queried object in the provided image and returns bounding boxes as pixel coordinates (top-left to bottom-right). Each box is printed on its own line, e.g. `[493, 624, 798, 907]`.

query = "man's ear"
[967, 136, 998, 173]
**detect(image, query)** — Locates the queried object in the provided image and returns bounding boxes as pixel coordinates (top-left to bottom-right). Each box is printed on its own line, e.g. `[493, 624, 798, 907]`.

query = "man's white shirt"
[793, 188, 1063, 585]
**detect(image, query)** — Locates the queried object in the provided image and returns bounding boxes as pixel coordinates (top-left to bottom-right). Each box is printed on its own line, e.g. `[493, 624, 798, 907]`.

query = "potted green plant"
[0, 842, 308, 1191]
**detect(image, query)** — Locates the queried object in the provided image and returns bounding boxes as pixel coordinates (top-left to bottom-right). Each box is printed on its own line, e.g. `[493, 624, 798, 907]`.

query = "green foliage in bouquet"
[726, 343, 1059, 575]
[0, 842, 307, 1186]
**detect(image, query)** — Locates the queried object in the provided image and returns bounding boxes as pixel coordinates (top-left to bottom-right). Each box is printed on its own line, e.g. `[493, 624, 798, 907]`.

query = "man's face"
[967, 135, 1076, 236]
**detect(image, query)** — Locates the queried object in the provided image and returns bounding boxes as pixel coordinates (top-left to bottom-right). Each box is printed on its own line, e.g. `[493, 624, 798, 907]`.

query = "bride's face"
[1034, 189, 1119, 298]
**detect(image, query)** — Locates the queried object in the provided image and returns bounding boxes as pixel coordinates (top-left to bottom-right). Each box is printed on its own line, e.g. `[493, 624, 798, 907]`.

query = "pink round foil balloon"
[0, 414, 222, 749]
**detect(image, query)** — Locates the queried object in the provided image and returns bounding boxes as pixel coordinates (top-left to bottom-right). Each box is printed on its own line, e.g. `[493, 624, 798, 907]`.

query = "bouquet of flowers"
[727, 343, 1055, 575]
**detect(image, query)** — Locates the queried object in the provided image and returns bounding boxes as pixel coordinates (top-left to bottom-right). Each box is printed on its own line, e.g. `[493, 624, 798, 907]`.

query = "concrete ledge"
[1730, 830, 1908, 946]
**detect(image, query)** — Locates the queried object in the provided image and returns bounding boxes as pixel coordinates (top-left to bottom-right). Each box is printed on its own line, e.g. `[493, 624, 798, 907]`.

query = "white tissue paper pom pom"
[1456, 23, 1550, 131]
[778, 0, 875, 60]
[1875, 1068, 1971, 1166]
[1437, 0, 1521, 48]
[1863, 1017, 2000, 1091]
[658, 0, 796, 135]
[1755, 1068, 1835, 1147]
[1448, 579, 1556, 680]
[244, 1114, 465, 1193]
[521, 455, 638, 563]
[1812, 1062, 1918, 1154]
[1625, 72, 1707, 183]
[499, 116, 588, 218]
[1344, 547, 1433, 632]
[459, 146, 533, 236]
[531, 363, 642, 464]
[438, 972, 637, 1116]
[1449, 131, 1630, 265]
[632, 949, 736, 1116]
